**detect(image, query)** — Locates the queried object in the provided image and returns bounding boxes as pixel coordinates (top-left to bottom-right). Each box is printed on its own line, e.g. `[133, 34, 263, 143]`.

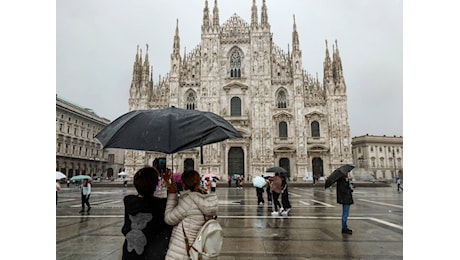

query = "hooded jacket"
[336, 176, 354, 205]
[164, 190, 218, 260]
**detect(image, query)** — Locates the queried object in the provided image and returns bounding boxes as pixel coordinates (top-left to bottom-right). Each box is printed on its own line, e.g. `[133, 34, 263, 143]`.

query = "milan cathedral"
[125, 0, 352, 181]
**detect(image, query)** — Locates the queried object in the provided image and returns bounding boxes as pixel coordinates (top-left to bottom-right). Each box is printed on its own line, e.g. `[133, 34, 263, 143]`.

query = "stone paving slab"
[56, 186, 403, 259]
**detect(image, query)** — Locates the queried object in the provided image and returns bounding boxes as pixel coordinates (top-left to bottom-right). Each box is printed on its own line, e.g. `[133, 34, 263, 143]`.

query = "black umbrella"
[95, 107, 243, 163]
[324, 164, 355, 188]
[266, 166, 287, 173]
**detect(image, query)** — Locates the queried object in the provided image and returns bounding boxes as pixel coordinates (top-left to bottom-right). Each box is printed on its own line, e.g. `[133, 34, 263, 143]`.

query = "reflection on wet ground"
[56, 184, 403, 259]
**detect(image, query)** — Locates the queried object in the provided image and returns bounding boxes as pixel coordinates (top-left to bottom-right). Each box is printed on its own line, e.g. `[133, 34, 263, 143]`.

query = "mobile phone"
[158, 157, 167, 173]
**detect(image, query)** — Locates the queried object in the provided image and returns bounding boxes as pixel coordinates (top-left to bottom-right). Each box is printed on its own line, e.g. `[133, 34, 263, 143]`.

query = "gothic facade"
[125, 0, 352, 181]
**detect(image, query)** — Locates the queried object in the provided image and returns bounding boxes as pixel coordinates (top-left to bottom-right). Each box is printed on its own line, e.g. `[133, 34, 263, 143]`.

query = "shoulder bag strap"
[182, 222, 191, 257]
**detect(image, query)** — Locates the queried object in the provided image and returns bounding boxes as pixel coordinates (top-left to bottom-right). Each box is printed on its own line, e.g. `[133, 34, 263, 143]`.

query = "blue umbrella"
[252, 176, 266, 188]
[70, 175, 92, 181]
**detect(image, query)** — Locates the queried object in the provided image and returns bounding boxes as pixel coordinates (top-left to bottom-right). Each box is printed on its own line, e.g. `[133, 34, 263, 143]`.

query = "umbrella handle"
[200, 144, 203, 164]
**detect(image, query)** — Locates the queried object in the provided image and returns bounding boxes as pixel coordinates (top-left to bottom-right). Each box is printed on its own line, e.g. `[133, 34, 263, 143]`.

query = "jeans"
[342, 204, 350, 231]
[81, 193, 91, 210]
[272, 192, 281, 211]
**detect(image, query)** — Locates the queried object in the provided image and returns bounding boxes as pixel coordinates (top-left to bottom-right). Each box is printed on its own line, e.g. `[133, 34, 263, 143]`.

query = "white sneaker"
[279, 207, 284, 213]
[281, 211, 288, 216]
[285, 208, 291, 214]
[271, 211, 279, 216]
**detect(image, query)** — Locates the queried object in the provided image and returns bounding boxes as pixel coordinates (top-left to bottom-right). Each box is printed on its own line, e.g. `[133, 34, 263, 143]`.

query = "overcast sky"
[56, 0, 402, 138]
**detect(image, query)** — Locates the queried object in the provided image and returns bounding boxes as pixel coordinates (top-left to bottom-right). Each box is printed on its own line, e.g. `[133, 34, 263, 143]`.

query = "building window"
[186, 92, 196, 110]
[311, 121, 320, 137]
[371, 157, 376, 167]
[379, 157, 384, 167]
[230, 50, 241, 78]
[108, 154, 114, 164]
[277, 90, 287, 108]
[279, 121, 288, 139]
[230, 97, 241, 116]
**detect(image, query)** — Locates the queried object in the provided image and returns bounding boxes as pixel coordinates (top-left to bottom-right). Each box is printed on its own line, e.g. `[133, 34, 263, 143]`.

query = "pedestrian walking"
[268, 172, 283, 216]
[56, 180, 61, 205]
[163, 169, 218, 259]
[265, 177, 272, 205]
[228, 175, 232, 187]
[211, 179, 217, 192]
[336, 170, 354, 234]
[235, 175, 240, 188]
[280, 175, 291, 215]
[79, 179, 92, 213]
[256, 186, 265, 205]
[121, 166, 173, 260]
[397, 177, 403, 192]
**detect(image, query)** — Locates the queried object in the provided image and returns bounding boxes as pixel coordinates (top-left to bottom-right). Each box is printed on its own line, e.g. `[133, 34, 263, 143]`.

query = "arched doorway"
[184, 158, 194, 171]
[279, 158, 290, 178]
[107, 168, 114, 178]
[312, 157, 324, 180]
[228, 147, 244, 179]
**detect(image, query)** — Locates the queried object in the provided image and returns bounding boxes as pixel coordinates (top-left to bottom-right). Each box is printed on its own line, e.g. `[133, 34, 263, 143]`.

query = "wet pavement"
[56, 184, 403, 259]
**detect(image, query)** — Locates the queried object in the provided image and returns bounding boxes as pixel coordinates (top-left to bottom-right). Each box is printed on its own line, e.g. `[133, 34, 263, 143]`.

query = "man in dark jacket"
[336, 171, 354, 234]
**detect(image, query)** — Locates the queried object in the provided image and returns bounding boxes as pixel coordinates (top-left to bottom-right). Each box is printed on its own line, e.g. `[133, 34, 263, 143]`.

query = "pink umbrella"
[173, 173, 182, 183]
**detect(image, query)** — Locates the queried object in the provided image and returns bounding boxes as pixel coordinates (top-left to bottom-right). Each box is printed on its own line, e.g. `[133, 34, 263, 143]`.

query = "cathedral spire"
[261, 0, 268, 27]
[323, 40, 333, 91]
[334, 39, 343, 72]
[332, 39, 346, 92]
[132, 45, 141, 81]
[212, 0, 219, 28]
[144, 43, 149, 65]
[173, 19, 180, 56]
[251, 0, 258, 28]
[292, 15, 300, 53]
[202, 0, 210, 31]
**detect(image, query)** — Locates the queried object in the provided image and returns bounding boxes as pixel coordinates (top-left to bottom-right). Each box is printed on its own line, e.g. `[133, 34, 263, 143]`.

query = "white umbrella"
[118, 171, 128, 176]
[252, 176, 266, 188]
[56, 171, 67, 180]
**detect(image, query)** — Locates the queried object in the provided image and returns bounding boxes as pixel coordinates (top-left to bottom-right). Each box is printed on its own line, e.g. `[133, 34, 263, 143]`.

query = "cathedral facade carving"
[125, 0, 352, 181]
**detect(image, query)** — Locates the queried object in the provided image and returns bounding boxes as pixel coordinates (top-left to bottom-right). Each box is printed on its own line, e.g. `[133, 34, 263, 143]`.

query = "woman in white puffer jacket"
[164, 170, 218, 260]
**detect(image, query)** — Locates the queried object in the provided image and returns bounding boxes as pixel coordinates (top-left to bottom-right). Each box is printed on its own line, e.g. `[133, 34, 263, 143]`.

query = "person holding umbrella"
[268, 172, 283, 216]
[325, 164, 355, 235]
[337, 170, 354, 234]
[280, 175, 291, 215]
[79, 179, 92, 213]
[252, 175, 266, 206]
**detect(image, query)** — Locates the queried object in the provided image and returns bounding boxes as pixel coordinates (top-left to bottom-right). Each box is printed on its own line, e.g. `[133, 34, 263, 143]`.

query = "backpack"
[182, 216, 223, 260]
